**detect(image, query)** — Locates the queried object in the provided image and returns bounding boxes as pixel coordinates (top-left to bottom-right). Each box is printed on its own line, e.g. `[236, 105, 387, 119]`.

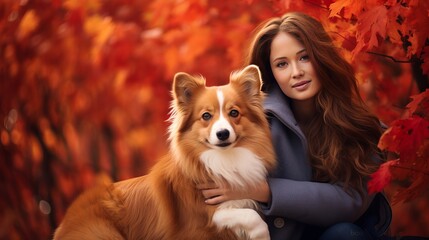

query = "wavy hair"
[245, 12, 384, 196]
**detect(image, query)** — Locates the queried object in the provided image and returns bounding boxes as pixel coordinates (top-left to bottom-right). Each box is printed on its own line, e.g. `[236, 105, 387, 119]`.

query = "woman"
[199, 12, 391, 239]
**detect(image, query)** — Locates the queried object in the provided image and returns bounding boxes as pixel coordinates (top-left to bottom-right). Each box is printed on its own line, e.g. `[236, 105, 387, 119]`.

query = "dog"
[53, 65, 276, 240]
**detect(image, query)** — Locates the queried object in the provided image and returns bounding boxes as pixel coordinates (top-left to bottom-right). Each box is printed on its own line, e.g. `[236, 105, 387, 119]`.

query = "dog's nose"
[216, 129, 230, 141]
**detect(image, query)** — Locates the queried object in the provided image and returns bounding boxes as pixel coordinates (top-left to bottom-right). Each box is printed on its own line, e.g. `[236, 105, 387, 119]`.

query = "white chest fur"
[200, 147, 270, 240]
[200, 147, 267, 188]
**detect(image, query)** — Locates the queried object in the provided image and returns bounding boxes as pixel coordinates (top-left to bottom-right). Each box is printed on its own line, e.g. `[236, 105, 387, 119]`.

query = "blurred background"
[1, 0, 428, 239]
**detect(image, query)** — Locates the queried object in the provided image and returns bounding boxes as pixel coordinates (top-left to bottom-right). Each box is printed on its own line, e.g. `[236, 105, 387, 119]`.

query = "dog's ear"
[169, 72, 205, 141]
[230, 64, 263, 99]
[173, 72, 206, 105]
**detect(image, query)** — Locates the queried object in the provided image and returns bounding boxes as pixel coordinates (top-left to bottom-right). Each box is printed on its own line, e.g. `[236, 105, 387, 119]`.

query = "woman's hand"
[197, 180, 271, 205]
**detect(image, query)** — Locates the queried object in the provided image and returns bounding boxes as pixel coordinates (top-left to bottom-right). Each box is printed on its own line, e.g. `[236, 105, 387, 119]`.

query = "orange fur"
[53, 65, 276, 240]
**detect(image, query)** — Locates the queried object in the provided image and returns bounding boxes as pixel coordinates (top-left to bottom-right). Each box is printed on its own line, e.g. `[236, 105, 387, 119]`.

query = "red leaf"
[368, 159, 399, 194]
[406, 89, 429, 120]
[378, 117, 429, 161]
[352, 5, 388, 55]
[329, 0, 364, 19]
[341, 35, 357, 52]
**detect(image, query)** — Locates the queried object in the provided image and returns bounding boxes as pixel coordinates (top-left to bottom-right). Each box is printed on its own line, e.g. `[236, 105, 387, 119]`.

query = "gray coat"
[261, 86, 391, 240]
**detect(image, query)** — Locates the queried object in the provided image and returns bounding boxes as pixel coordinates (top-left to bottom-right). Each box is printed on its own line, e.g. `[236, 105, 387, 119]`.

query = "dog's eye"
[202, 112, 212, 121]
[229, 109, 239, 118]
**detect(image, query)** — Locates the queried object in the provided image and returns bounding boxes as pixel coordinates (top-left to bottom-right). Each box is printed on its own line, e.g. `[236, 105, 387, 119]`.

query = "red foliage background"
[0, 0, 428, 239]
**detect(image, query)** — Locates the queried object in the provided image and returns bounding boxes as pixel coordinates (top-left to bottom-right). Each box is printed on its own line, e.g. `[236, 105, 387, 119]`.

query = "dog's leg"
[212, 208, 270, 240]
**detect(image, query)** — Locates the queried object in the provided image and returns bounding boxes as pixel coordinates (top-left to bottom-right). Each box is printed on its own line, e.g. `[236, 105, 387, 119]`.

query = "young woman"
[199, 12, 391, 239]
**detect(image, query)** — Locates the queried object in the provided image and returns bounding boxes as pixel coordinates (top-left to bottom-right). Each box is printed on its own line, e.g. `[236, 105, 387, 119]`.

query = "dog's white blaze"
[208, 89, 236, 145]
[200, 147, 266, 188]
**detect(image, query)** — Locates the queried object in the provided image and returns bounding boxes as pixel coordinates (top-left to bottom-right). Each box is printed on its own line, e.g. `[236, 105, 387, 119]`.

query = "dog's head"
[168, 65, 275, 184]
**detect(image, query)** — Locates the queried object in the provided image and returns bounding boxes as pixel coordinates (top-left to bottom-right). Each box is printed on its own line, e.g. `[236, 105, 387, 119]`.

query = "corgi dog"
[53, 65, 276, 240]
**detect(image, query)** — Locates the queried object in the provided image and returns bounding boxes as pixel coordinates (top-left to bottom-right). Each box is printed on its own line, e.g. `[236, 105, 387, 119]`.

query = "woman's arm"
[265, 178, 374, 226]
[198, 178, 373, 226]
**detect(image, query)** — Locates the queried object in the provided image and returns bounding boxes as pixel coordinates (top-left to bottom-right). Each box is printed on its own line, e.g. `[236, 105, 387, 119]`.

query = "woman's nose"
[292, 64, 304, 78]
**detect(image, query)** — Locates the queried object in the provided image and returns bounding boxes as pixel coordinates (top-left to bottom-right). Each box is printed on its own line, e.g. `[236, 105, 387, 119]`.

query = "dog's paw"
[212, 208, 270, 240]
[245, 215, 270, 240]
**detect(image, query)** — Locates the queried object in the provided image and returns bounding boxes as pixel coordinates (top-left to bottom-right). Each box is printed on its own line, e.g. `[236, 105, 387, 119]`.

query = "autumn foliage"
[0, 0, 428, 239]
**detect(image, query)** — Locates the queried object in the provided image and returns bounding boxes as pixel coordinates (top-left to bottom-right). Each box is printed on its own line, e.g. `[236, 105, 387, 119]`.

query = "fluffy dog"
[53, 65, 276, 240]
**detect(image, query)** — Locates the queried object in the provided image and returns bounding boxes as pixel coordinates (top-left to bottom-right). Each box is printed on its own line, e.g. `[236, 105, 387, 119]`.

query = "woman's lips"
[292, 80, 311, 91]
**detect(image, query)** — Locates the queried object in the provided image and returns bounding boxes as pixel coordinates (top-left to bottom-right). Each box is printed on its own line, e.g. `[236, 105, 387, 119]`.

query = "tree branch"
[366, 51, 412, 63]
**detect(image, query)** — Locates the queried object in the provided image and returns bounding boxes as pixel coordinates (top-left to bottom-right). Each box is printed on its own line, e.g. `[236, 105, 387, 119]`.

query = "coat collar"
[264, 85, 303, 133]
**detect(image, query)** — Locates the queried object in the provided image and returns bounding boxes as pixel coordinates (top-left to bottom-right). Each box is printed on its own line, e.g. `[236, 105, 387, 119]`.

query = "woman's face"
[269, 32, 321, 102]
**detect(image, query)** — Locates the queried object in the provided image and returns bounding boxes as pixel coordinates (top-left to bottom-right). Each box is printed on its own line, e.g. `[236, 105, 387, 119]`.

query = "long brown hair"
[245, 12, 384, 196]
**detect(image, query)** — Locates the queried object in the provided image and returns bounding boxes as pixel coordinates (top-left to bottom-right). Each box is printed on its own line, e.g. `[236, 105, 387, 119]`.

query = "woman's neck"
[291, 98, 316, 127]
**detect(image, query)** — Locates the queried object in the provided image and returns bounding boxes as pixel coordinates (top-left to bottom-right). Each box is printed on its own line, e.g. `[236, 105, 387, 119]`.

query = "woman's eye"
[300, 55, 310, 61]
[229, 109, 239, 118]
[202, 112, 212, 121]
[276, 61, 287, 68]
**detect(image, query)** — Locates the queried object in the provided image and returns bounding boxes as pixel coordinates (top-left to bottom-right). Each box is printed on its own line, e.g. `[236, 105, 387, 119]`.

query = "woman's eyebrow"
[273, 48, 307, 62]
[296, 48, 306, 54]
[272, 49, 307, 62]
[272, 56, 287, 62]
